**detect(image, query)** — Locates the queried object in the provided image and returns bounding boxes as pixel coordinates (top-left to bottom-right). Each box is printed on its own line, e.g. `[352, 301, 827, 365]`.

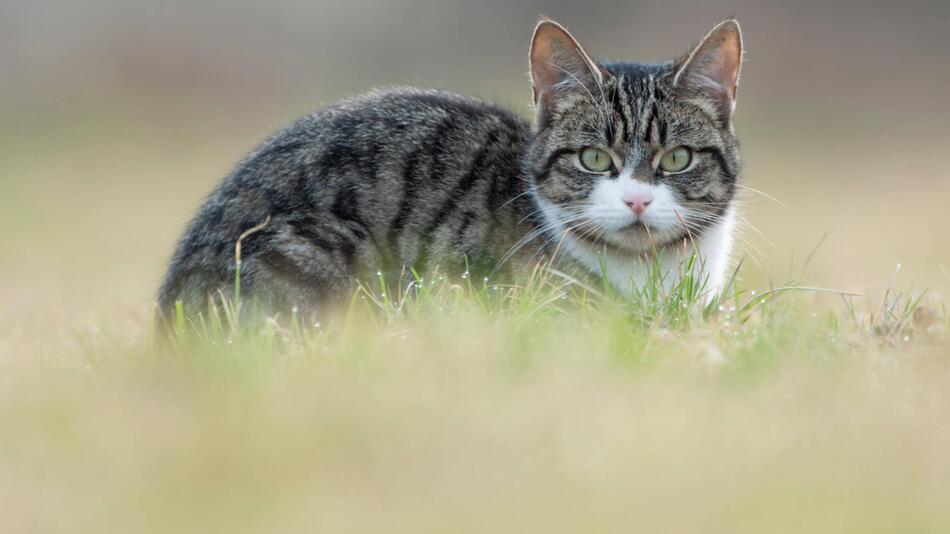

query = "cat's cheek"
[534, 175, 581, 207]
[637, 184, 683, 231]
[585, 178, 635, 231]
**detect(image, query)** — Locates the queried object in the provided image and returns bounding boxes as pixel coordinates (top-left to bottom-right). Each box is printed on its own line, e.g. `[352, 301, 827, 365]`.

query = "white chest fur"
[551, 208, 737, 297]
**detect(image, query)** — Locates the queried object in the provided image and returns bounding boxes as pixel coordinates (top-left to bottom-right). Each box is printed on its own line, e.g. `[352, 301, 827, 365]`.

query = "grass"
[4, 227, 948, 532]
[3, 254, 942, 533]
[161, 250, 939, 370]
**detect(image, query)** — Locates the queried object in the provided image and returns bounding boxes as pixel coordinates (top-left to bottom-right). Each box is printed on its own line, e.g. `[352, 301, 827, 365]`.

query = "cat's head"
[525, 18, 743, 254]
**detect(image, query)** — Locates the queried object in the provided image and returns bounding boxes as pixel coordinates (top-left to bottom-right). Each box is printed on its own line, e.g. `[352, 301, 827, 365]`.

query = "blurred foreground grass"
[2, 261, 950, 533]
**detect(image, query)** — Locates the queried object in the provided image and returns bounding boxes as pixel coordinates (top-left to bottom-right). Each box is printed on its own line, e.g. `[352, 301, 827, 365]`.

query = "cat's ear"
[529, 19, 603, 112]
[673, 19, 743, 121]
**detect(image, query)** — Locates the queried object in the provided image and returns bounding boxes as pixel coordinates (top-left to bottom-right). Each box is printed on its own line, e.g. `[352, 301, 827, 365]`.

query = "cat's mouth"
[567, 222, 686, 255]
[566, 228, 627, 254]
[621, 220, 652, 233]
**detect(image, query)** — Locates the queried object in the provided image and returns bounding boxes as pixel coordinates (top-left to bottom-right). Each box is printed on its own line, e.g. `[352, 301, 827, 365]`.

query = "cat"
[158, 18, 744, 318]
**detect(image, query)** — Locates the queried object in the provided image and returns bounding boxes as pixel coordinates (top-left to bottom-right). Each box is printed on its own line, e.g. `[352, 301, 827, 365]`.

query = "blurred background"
[2, 0, 949, 321]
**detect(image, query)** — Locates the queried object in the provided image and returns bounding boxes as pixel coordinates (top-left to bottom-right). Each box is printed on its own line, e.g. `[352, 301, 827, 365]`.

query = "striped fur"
[158, 19, 744, 317]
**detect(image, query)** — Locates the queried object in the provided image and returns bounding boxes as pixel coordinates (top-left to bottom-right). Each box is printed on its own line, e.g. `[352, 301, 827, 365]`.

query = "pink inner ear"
[531, 36, 563, 99]
[530, 22, 600, 105]
[714, 36, 742, 98]
[676, 24, 742, 107]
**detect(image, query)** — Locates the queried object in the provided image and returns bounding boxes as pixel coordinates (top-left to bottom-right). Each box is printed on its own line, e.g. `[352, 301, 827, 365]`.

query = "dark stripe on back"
[387, 118, 457, 261]
[391, 119, 452, 224]
[387, 147, 427, 251]
[423, 129, 502, 235]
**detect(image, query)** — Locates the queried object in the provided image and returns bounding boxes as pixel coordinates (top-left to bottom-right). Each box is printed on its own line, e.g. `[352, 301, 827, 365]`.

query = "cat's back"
[215, 88, 530, 215]
[159, 88, 533, 313]
[264, 87, 527, 159]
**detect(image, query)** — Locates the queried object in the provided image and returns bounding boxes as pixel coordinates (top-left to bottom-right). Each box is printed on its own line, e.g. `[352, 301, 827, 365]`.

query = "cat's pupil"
[580, 147, 612, 172]
[659, 147, 692, 173]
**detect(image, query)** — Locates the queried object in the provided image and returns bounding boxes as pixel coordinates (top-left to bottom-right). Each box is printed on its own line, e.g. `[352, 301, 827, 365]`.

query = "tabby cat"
[158, 18, 744, 317]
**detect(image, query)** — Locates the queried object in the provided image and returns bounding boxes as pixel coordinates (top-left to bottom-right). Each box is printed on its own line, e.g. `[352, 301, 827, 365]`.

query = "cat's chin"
[568, 223, 687, 256]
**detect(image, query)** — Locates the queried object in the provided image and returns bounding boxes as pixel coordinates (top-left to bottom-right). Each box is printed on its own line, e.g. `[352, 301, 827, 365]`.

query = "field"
[4, 1, 950, 532]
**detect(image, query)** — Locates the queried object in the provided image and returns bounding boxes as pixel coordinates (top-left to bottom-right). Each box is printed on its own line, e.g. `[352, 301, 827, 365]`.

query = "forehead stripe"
[644, 101, 659, 144]
[609, 85, 628, 145]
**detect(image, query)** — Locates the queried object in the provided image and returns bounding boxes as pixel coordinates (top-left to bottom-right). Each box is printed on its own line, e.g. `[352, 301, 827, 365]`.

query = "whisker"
[735, 183, 786, 208]
[494, 188, 536, 213]
[494, 211, 593, 273]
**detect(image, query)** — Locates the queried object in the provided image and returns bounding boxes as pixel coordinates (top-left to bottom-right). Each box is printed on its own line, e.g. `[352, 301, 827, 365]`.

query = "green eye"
[658, 147, 693, 174]
[579, 147, 613, 173]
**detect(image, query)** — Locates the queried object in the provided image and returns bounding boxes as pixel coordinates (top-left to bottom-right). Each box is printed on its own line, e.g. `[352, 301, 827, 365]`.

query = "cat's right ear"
[529, 19, 603, 116]
[672, 19, 743, 123]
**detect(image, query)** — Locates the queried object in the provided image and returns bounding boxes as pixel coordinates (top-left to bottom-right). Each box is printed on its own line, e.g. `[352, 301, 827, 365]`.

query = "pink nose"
[624, 193, 654, 216]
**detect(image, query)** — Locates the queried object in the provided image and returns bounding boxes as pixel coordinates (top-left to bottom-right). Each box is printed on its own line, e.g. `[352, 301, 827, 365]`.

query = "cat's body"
[158, 19, 744, 317]
[159, 89, 540, 313]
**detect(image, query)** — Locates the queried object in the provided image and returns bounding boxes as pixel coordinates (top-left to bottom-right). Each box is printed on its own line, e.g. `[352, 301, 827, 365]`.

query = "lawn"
[3, 253, 949, 532]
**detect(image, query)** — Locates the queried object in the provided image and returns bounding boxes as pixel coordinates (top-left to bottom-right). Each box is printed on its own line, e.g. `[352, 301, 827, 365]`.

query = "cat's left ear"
[529, 19, 603, 114]
[673, 19, 743, 122]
